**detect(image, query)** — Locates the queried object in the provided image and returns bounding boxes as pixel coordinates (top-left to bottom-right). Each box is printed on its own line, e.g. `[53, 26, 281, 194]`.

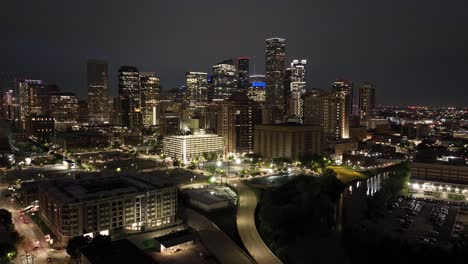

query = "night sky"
[1, 0, 467, 106]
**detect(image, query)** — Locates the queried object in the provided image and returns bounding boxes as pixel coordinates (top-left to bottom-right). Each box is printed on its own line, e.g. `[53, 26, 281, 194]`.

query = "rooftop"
[43, 176, 174, 204]
[154, 229, 196, 248]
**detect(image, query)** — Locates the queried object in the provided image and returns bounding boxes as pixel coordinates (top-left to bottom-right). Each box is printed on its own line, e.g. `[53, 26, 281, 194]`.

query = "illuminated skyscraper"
[237, 57, 250, 92]
[49, 92, 79, 131]
[140, 72, 160, 127]
[186, 72, 209, 107]
[288, 59, 307, 121]
[247, 74, 266, 102]
[1, 90, 14, 120]
[87, 60, 109, 124]
[212, 59, 238, 101]
[331, 79, 352, 137]
[118, 66, 141, 130]
[14, 79, 44, 129]
[217, 93, 262, 154]
[303, 89, 349, 149]
[265, 38, 286, 113]
[359, 82, 376, 125]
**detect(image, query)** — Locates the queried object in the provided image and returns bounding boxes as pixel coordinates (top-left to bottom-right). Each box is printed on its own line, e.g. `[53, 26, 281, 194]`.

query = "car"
[33, 246, 39, 251]
[23, 220, 30, 224]
[47, 257, 53, 262]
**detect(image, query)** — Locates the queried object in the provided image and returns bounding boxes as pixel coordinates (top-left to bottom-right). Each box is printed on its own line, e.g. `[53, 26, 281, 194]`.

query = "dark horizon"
[1, 0, 467, 107]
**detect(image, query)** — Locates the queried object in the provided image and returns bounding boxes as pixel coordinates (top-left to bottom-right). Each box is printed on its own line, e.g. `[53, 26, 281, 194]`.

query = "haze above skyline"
[1, 0, 467, 106]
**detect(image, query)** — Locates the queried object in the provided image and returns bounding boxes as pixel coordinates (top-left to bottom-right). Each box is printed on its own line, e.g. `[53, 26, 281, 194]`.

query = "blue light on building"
[252, 81, 266, 88]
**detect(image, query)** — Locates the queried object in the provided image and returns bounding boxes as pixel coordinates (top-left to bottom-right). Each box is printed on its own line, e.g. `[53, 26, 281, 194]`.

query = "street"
[232, 180, 283, 264]
[0, 184, 68, 264]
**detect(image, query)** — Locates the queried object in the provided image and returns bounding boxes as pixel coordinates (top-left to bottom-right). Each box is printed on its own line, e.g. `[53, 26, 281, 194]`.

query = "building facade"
[247, 74, 266, 102]
[265, 38, 286, 115]
[237, 57, 250, 91]
[39, 176, 177, 244]
[118, 66, 141, 130]
[288, 59, 307, 120]
[163, 131, 224, 162]
[212, 60, 238, 101]
[254, 124, 321, 160]
[49, 92, 79, 131]
[140, 73, 160, 127]
[217, 93, 262, 154]
[358, 82, 376, 125]
[87, 60, 109, 124]
[15, 79, 45, 129]
[186, 72, 209, 107]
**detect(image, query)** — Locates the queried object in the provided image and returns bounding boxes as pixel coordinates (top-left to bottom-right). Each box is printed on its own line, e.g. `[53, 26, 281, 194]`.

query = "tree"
[0, 243, 16, 264]
[66, 235, 91, 258]
[0, 209, 13, 233]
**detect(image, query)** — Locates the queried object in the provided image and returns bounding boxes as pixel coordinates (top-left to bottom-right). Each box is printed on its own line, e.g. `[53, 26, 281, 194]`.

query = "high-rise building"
[359, 82, 376, 125]
[321, 91, 349, 141]
[1, 90, 14, 120]
[302, 90, 349, 150]
[140, 72, 160, 127]
[212, 60, 238, 101]
[247, 75, 266, 103]
[265, 38, 286, 115]
[302, 89, 325, 127]
[217, 93, 262, 154]
[14, 79, 45, 129]
[288, 60, 307, 120]
[331, 80, 352, 136]
[49, 92, 79, 131]
[186, 72, 209, 107]
[237, 57, 250, 92]
[118, 66, 141, 130]
[87, 60, 109, 124]
[160, 112, 181, 136]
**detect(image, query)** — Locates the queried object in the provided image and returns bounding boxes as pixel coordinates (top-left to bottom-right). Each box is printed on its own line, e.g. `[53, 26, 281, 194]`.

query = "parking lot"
[375, 197, 461, 247]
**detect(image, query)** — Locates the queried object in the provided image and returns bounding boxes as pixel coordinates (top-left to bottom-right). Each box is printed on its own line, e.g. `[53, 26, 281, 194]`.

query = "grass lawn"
[328, 166, 367, 183]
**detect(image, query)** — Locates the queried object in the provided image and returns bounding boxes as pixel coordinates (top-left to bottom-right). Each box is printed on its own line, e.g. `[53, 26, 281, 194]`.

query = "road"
[0, 184, 68, 264]
[184, 208, 254, 264]
[232, 180, 283, 264]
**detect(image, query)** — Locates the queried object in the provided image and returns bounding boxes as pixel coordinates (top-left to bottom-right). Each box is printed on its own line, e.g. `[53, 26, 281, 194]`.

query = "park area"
[328, 166, 367, 183]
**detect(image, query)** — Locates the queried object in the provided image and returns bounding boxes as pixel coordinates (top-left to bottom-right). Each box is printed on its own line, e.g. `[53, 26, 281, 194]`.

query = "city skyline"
[1, 0, 467, 106]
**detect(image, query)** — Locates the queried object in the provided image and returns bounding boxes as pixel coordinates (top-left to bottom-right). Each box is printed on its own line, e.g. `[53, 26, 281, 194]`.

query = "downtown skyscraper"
[288, 59, 307, 121]
[237, 57, 250, 91]
[212, 59, 238, 101]
[87, 60, 110, 124]
[118, 66, 141, 130]
[186, 72, 209, 107]
[140, 72, 160, 127]
[359, 82, 376, 125]
[265, 38, 286, 123]
[14, 79, 45, 129]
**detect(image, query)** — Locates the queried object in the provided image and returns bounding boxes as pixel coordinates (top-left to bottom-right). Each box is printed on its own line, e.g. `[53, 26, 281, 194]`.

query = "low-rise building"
[38, 176, 177, 244]
[411, 163, 468, 184]
[163, 131, 224, 163]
